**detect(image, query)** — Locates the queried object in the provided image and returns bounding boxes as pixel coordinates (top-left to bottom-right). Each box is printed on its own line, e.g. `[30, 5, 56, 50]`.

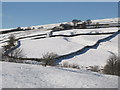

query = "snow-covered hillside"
[92, 18, 119, 24]
[20, 27, 118, 67]
[0, 18, 119, 88]
[0, 18, 119, 66]
[1, 61, 118, 88]
[61, 35, 118, 67]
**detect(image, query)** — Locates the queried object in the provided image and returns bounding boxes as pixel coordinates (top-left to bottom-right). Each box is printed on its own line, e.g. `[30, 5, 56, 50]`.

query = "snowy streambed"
[1, 61, 118, 88]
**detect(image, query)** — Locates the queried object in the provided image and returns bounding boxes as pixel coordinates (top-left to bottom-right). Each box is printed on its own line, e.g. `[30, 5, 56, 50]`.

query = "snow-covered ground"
[92, 18, 118, 24]
[1, 61, 118, 88]
[0, 18, 119, 88]
[20, 28, 118, 67]
[0, 18, 119, 67]
[53, 27, 118, 35]
[60, 35, 118, 67]
[21, 34, 111, 58]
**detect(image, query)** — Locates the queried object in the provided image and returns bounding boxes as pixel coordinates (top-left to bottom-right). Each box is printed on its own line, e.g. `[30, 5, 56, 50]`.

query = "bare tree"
[8, 35, 16, 47]
[42, 52, 58, 67]
[103, 54, 120, 76]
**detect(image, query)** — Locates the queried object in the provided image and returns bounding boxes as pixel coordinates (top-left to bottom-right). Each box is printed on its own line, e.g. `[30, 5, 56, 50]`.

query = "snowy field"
[0, 18, 119, 67]
[1, 61, 118, 88]
[53, 27, 118, 35]
[60, 35, 118, 67]
[20, 28, 118, 67]
[0, 18, 119, 88]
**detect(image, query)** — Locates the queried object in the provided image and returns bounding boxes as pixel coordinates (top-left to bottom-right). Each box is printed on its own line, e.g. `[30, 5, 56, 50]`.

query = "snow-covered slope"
[0, 18, 119, 67]
[19, 27, 118, 67]
[0, 18, 119, 88]
[53, 27, 118, 35]
[92, 18, 119, 24]
[60, 34, 118, 67]
[1, 61, 118, 88]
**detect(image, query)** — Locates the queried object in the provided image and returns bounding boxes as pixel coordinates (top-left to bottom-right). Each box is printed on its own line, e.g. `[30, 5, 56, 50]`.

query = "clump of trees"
[60, 24, 73, 30]
[52, 23, 73, 31]
[38, 26, 44, 29]
[51, 19, 94, 30]
[86, 19, 92, 25]
[42, 52, 58, 67]
[2, 35, 24, 62]
[72, 19, 82, 29]
[3, 35, 16, 53]
[103, 54, 120, 76]
[72, 19, 92, 29]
